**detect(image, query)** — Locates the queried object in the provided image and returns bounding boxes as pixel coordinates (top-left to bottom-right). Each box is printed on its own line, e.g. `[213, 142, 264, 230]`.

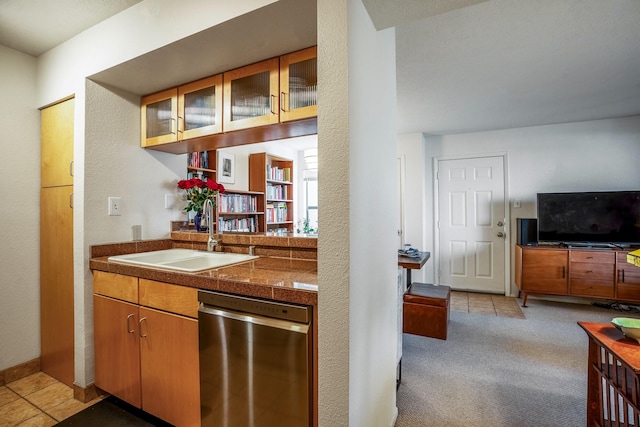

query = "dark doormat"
[54, 395, 175, 426]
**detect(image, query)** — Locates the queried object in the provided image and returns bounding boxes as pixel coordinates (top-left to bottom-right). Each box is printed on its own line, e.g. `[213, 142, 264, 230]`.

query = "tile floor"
[451, 291, 526, 318]
[0, 372, 104, 427]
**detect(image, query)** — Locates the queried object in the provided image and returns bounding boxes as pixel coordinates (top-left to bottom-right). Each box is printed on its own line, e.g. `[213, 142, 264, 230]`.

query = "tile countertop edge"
[89, 257, 317, 307]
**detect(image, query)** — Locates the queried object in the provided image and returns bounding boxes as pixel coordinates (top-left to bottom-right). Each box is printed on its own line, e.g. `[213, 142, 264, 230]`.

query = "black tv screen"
[537, 191, 640, 246]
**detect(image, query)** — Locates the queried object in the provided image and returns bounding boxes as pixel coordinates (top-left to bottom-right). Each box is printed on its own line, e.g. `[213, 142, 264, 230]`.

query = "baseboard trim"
[73, 383, 104, 403]
[0, 358, 41, 386]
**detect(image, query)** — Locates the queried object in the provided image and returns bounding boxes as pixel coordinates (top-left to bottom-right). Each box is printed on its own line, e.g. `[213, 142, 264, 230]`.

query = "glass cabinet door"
[280, 46, 317, 122]
[141, 88, 177, 147]
[223, 58, 280, 132]
[178, 74, 223, 139]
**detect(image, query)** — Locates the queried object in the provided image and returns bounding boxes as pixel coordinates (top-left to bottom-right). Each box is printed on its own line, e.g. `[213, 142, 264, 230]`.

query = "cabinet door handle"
[270, 94, 277, 115]
[126, 314, 135, 333]
[177, 116, 183, 134]
[69, 160, 74, 177]
[621, 269, 625, 283]
[69, 193, 73, 209]
[170, 118, 176, 135]
[139, 317, 148, 338]
[280, 92, 287, 112]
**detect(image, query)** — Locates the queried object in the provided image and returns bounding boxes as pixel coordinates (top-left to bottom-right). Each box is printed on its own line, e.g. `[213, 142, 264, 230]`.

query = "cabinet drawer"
[570, 251, 615, 264]
[139, 279, 199, 319]
[571, 263, 615, 281]
[93, 271, 138, 303]
[570, 279, 615, 298]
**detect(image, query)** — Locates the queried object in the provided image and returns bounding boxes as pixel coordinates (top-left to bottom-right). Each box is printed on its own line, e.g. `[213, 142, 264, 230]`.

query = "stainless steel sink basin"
[108, 249, 258, 272]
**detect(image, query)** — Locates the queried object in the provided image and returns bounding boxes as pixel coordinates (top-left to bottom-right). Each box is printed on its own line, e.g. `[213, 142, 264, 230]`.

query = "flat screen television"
[536, 191, 640, 247]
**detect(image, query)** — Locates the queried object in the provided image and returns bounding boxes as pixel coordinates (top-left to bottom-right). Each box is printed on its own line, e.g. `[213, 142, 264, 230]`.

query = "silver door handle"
[139, 317, 148, 338]
[126, 314, 135, 333]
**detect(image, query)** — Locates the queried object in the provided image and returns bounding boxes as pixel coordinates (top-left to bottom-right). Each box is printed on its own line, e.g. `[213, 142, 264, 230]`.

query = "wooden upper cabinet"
[141, 88, 177, 147]
[223, 57, 280, 132]
[141, 75, 223, 147]
[178, 75, 223, 140]
[41, 98, 74, 187]
[280, 46, 317, 122]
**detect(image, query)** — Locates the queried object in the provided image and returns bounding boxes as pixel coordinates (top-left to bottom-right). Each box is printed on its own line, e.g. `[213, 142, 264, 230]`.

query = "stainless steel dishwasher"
[198, 290, 312, 427]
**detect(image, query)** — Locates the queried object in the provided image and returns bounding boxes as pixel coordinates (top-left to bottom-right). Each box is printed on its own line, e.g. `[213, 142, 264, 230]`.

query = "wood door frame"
[433, 152, 512, 296]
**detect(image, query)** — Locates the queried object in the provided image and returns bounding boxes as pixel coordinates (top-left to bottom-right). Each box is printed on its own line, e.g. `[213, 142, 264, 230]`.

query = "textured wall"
[318, 0, 399, 425]
[0, 46, 40, 371]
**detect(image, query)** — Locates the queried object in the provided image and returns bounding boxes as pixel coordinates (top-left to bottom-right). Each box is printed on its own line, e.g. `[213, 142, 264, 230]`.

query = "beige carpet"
[396, 298, 619, 427]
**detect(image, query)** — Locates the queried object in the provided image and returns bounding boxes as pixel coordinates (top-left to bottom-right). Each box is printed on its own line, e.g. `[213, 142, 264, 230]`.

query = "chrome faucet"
[202, 198, 218, 252]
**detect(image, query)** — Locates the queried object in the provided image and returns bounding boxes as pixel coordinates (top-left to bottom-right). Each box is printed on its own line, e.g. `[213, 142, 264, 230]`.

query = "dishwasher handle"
[199, 304, 309, 334]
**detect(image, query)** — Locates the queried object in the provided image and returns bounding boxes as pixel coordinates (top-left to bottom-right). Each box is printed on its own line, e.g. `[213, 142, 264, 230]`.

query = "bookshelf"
[249, 152, 294, 234]
[185, 150, 265, 232]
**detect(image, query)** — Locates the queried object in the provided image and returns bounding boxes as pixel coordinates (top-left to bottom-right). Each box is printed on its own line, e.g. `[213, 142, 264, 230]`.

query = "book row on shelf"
[219, 216, 259, 233]
[266, 202, 289, 223]
[187, 151, 210, 169]
[267, 164, 291, 182]
[266, 184, 289, 200]
[187, 170, 208, 180]
[218, 194, 259, 213]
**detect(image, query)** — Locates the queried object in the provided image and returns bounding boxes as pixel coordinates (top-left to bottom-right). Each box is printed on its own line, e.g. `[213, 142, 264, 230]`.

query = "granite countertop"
[89, 240, 317, 308]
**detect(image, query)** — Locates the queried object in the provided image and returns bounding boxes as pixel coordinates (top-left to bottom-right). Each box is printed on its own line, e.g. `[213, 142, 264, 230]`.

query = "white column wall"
[318, 0, 399, 425]
[0, 46, 40, 371]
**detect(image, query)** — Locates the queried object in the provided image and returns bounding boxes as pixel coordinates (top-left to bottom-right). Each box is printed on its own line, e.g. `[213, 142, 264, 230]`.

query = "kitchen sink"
[108, 249, 258, 272]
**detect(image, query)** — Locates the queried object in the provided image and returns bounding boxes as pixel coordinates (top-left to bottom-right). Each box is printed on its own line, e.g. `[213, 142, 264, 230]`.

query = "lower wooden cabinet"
[515, 245, 640, 305]
[93, 271, 200, 427]
[617, 252, 640, 301]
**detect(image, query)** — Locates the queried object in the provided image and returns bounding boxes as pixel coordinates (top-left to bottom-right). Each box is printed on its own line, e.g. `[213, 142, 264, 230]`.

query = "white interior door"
[436, 156, 507, 294]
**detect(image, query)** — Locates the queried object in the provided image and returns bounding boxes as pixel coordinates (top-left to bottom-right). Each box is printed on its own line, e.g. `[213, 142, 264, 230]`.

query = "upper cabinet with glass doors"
[279, 46, 317, 122]
[141, 74, 223, 147]
[223, 58, 280, 132]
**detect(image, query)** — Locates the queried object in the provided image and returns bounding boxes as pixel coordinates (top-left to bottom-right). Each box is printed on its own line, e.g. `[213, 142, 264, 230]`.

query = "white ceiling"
[1, 0, 639, 135]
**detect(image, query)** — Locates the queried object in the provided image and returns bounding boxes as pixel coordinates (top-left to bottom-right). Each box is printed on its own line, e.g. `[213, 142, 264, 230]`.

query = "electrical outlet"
[108, 197, 121, 216]
[132, 225, 142, 241]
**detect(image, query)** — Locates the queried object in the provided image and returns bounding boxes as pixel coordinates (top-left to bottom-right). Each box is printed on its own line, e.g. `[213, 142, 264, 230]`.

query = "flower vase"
[194, 212, 204, 232]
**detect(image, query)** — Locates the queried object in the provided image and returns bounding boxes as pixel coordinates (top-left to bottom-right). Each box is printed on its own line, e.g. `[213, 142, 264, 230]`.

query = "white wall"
[318, 0, 399, 425]
[0, 46, 40, 371]
[77, 80, 186, 384]
[407, 116, 640, 293]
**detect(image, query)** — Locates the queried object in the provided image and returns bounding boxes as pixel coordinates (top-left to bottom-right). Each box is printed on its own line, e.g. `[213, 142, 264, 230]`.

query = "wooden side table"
[578, 322, 640, 426]
[398, 251, 430, 287]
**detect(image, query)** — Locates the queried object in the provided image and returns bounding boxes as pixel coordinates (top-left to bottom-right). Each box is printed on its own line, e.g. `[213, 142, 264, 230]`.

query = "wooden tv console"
[515, 245, 640, 307]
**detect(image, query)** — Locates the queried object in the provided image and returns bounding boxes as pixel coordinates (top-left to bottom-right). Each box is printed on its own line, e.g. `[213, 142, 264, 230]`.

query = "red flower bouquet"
[177, 178, 225, 214]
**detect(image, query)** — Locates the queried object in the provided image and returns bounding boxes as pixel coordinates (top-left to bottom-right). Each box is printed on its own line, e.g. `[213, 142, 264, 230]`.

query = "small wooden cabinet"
[223, 58, 280, 132]
[617, 252, 640, 301]
[141, 74, 223, 147]
[93, 272, 200, 427]
[279, 46, 318, 122]
[515, 245, 640, 306]
[249, 152, 294, 233]
[515, 246, 568, 306]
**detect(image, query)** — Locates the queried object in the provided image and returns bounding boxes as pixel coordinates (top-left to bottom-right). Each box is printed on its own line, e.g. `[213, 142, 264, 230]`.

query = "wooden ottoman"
[403, 283, 450, 340]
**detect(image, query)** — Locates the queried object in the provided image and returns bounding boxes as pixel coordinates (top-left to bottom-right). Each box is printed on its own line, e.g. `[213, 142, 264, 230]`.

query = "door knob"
[497, 221, 504, 227]
[497, 232, 505, 238]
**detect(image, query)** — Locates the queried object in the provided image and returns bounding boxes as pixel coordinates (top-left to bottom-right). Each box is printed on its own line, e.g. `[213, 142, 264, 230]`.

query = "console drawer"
[570, 251, 615, 264]
[571, 263, 615, 281]
[570, 279, 615, 298]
